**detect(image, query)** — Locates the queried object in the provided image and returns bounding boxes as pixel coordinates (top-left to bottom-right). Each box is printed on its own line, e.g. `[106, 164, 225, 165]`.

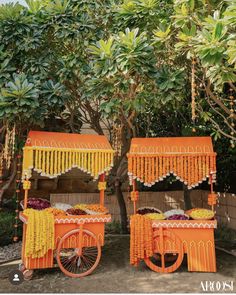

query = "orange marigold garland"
[130, 214, 153, 266]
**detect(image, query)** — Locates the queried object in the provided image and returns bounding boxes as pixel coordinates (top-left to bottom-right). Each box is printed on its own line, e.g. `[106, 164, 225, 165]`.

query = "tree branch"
[196, 105, 236, 141]
[205, 96, 236, 133]
[229, 82, 236, 92]
[205, 80, 236, 120]
[0, 159, 17, 206]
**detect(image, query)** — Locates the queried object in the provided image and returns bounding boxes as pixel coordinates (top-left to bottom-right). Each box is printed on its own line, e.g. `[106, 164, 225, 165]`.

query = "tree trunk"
[0, 159, 17, 208]
[115, 178, 128, 234]
[183, 184, 192, 210]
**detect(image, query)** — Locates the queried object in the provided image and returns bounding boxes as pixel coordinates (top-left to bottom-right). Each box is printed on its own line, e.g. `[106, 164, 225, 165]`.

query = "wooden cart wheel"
[23, 269, 34, 280]
[144, 228, 184, 273]
[56, 229, 101, 278]
[19, 263, 26, 272]
[19, 263, 34, 280]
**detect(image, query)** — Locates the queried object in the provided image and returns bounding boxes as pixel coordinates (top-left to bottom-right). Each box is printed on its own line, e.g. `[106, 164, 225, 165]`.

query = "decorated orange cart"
[19, 131, 114, 279]
[128, 137, 218, 273]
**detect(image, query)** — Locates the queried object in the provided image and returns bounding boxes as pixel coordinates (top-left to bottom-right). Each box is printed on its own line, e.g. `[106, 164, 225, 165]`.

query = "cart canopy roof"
[127, 136, 216, 189]
[22, 131, 114, 180]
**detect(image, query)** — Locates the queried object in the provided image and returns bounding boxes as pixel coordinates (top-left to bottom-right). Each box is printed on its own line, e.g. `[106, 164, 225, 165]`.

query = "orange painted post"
[24, 189, 28, 209]
[78, 223, 84, 256]
[23, 179, 31, 209]
[210, 174, 213, 193]
[159, 227, 165, 272]
[134, 200, 136, 214]
[132, 179, 136, 214]
[209, 174, 214, 211]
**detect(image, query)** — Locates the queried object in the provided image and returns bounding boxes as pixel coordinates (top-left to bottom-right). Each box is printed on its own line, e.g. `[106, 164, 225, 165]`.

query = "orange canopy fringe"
[127, 137, 216, 189]
[130, 214, 153, 266]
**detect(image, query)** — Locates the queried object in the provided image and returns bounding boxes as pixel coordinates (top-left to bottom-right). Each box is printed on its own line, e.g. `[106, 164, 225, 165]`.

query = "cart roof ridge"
[128, 136, 215, 155]
[25, 130, 113, 151]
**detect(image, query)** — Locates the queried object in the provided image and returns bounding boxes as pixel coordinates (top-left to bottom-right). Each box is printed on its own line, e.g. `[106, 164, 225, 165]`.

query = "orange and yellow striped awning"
[22, 131, 114, 180]
[127, 137, 216, 189]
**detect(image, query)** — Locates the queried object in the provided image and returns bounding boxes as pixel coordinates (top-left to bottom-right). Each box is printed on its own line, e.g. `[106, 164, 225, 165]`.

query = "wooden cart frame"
[19, 131, 114, 279]
[127, 136, 218, 273]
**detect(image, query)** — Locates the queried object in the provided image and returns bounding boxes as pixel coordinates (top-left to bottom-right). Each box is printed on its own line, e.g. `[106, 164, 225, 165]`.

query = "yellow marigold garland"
[130, 214, 153, 266]
[24, 208, 55, 258]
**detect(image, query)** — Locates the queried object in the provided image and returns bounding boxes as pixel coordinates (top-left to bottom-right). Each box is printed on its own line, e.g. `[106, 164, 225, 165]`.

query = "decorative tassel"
[133, 156, 137, 180]
[46, 151, 49, 174]
[155, 156, 159, 182]
[38, 150, 42, 171]
[13, 154, 21, 243]
[50, 151, 54, 175]
[151, 157, 154, 183]
[159, 156, 162, 179]
[145, 156, 148, 184]
[87, 151, 91, 173]
[65, 151, 68, 171]
[141, 157, 144, 182]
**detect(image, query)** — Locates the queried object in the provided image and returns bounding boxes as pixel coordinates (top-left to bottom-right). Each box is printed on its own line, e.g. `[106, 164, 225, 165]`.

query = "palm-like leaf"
[0, 73, 39, 119]
[0, 3, 23, 21]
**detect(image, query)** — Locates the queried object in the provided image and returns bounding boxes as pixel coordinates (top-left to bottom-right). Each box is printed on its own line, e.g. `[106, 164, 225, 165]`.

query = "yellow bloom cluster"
[146, 213, 165, 220]
[98, 181, 107, 191]
[23, 180, 31, 190]
[74, 203, 88, 210]
[45, 207, 66, 217]
[24, 208, 55, 258]
[86, 204, 108, 213]
[189, 209, 214, 220]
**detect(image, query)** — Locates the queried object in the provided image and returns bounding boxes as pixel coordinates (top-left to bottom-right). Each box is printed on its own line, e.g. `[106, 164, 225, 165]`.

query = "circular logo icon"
[8, 270, 24, 285]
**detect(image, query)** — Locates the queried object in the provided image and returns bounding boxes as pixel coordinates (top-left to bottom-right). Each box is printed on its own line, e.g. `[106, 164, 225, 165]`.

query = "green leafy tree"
[0, 0, 235, 230]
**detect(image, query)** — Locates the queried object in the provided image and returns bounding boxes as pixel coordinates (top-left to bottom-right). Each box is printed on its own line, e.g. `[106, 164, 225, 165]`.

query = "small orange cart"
[19, 131, 114, 279]
[128, 137, 218, 273]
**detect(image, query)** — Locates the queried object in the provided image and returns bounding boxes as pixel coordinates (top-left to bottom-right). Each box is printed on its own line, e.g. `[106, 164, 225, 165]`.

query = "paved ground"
[0, 242, 21, 264]
[0, 236, 235, 293]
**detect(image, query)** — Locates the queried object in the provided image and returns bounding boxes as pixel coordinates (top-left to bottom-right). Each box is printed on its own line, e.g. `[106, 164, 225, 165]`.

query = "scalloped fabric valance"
[22, 131, 114, 180]
[127, 137, 216, 189]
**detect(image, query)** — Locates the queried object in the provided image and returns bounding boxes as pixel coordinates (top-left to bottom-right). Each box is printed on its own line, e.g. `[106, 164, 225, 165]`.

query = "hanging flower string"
[13, 154, 22, 243]
[130, 214, 153, 266]
[229, 88, 235, 148]
[191, 58, 197, 132]
[0, 124, 16, 182]
[3, 124, 16, 169]
[112, 123, 122, 157]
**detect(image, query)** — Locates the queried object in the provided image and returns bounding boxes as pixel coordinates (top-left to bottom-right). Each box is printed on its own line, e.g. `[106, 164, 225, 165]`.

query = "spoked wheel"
[19, 263, 34, 280]
[56, 229, 101, 278]
[23, 269, 34, 281]
[144, 228, 184, 273]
